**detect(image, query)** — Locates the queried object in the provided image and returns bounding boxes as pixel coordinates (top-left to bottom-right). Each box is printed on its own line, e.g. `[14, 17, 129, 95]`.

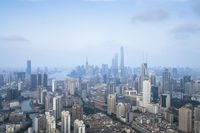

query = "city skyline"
[0, 0, 200, 68]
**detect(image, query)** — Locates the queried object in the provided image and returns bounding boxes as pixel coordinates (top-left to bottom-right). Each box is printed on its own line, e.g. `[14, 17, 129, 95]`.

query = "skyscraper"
[161, 93, 171, 109]
[52, 79, 57, 92]
[120, 46, 124, 77]
[107, 94, 116, 115]
[74, 119, 85, 133]
[162, 68, 171, 93]
[194, 106, 200, 133]
[61, 111, 71, 133]
[30, 74, 37, 91]
[116, 102, 125, 119]
[34, 114, 45, 132]
[139, 63, 148, 93]
[178, 105, 192, 133]
[46, 114, 56, 133]
[26, 60, 31, 75]
[72, 103, 83, 123]
[68, 79, 76, 95]
[53, 96, 62, 120]
[143, 80, 151, 108]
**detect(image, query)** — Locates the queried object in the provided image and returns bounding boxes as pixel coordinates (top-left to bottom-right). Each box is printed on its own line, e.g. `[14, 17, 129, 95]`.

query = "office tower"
[0, 74, 4, 87]
[16, 72, 26, 82]
[107, 94, 116, 115]
[120, 46, 124, 77]
[45, 94, 51, 111]
[68, 79, 76, 95]
[183, 76, 192, 95]
[194, 106, 200, 133]
[30, 74, 37, 91]
[53, 96, 62, 120]
[162, 68, 171, 93]
[111, 54, 118, 77]
[116, 102, 125, 119]
[61, 111, 71, 133]
[43, 74, 48, 88]
[37, 74, 42, 86]
[139, 63, 149, 93]
[40, 89, 47, 105]
[150, 74, 156, 86]
[26, 60, 31, 75]
[161, 93, 171, 109]
[34, 114, 45, 132]
[74, 119, 85, 133]
[72, 104, 83, 123]
[151, 86, 159, 103]
[52, 79, 57, 92]
[18, 81, 23, 91]
[107, 82, 116, 94]
[46, 114, 56, 133]
[178, 105, 192, 133]
[7, 88, 21, 100]
[142, 80, 151, 108]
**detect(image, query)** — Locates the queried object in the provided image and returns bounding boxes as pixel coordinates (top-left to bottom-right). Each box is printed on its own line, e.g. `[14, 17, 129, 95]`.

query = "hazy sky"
[0, 0, 200, 68]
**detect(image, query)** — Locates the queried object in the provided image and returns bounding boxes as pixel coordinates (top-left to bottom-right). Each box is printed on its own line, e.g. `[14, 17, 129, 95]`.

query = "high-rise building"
[151, 86, 159, 103]
[178, 105, 192, 133]
[116, 102, 125, 119]
[53, 96, 62, 120]
[26, 60, 31, 75]
[72, 104, 83, 123]
[46, 114, 56, 133]
[45, 94, 51, 111]
[40, 89, 47, 105]
[0, 74, 4, 87]
[107, 94, 116, 115]
[161, 93, 171, 109]
[139, 63, 149, 93]
[61, 111, 71, 133]
[42, 74, 48, 88]
[52, 79, 57, 92]
[30, 74, 37, 91]
[143, 80, 151, 108]
[68, 79, 76, 95]
[34, 114, 45, 132]
[74, 119, 85, 133]
[162, 69, 171, 93]
[37, 74, 42, 86]
[120, 46, 124, 77]
[111, 54, 118, 77]
[194, 106, 200, 133]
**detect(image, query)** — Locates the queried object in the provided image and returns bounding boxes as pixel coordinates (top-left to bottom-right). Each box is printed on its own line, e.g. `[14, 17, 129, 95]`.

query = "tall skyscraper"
[139, 63, 149, 93]
[61, 111, 71, 133]
[161, 93, 171, 109]
[162, 68, 171, 93]
[34, 114, 45, 132]
[143, 80, 151, 108]
[68, 79, 76, 95]
[52, 79, 57, 92]
[107, 94, 116, 115]
[194, 106, 200, 133]
[26, 60, 31, 75]
[178, 105, 192, 133]
[120, 46, 124, 77]
[40, 89, 47, 105]
[116, 102, 125, 119]
[111, 54, 118, 77]
[72, 103, 83, 123]
[46, 114, 56, 133]
[53, 96, 62, 120]
[74, 119, 85, 133]
[30, 74, 37, 91]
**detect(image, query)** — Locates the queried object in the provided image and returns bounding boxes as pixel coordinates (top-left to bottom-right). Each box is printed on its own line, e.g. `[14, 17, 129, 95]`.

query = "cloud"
[132, 9, 169, 22]
[190, 0, 200, 15]
[171, 23, 200, 34]
[0, 36, 30, 43]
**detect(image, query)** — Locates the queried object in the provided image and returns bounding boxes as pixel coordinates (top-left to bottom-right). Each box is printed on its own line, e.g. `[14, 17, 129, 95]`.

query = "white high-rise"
[68, 79, 76, 95]
[53, 95, 62, 120]
[107, 94, 116, 115]
[74, 119, 85, 133]
[52, 79, 57, 92]
[116, 102, 125, 119]
[34, 114, 45, 132]
[61, 111, 71, 133]
[46, 114, 56, 133]
[143, 80, 151, 108]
